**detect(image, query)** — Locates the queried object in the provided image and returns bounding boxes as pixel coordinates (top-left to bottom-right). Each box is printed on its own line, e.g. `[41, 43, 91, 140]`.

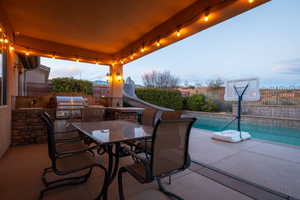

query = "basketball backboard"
[224, 78, 260, 101]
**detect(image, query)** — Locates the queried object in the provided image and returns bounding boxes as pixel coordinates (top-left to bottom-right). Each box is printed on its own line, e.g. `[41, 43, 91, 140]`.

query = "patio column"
[108, 63, 123, 107]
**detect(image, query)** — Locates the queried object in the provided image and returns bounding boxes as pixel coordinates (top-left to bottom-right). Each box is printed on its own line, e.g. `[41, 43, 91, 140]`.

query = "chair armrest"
[56, 145, 97, 158]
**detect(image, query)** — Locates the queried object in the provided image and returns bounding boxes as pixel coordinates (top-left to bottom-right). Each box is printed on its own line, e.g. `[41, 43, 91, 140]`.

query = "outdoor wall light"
[116, 73, 122, 82]
[106, 73, 112, 81]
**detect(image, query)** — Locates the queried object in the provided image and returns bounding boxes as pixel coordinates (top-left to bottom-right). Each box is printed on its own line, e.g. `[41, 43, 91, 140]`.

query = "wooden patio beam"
[14, 35, 113, 65]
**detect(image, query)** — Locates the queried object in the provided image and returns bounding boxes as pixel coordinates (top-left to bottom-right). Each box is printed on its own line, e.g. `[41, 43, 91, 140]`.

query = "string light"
[155, 40, 161, 47]
[248, 0, 254, 3]
[120, 60, 124, 64]
[203, 8, 210, 22]
[176, 28, 181, 37]
[140, 47, 145, 53]
[4, 39, 8, 43]
[0, 38, 3, 43]
[9, 46, 14, 51]
[25, 51, 30, 56]
[52, 53, 56, 59]
[0, 28, 2, 32]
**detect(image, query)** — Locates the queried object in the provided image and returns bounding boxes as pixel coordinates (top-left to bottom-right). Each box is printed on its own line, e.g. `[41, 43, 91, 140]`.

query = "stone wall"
[11, 108, 139, 146]
[184, 111, 300, 129]
[232, 104, 300, 119]
[11, 109, 55, 146]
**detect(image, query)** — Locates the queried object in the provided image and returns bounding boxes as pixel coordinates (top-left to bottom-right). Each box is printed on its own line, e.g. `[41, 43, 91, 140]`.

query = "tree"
[206, 78, 224, 88]
[142, 70, 180, 88]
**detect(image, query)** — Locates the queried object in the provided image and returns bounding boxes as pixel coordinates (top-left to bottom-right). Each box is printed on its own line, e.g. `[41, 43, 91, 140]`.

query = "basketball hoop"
[212, 78, 260, 143]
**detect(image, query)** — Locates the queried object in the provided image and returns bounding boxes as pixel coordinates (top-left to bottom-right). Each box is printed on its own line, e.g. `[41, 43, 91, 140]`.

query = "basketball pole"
[221, 84, 249, 140]
[234, 84, 249, 140]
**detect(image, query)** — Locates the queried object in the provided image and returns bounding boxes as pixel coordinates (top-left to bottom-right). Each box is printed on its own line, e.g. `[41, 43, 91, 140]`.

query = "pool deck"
[190, 128, 300, 199]
[0, 129, 300, 199]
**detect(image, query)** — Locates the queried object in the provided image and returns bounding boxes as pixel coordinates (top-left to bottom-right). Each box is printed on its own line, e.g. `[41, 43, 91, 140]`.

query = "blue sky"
[42, 0, 300, 88]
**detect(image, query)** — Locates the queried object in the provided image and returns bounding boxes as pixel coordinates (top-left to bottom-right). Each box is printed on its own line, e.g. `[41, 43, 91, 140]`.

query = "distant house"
[25, 65, 50, 84]
[19, 65, 50, 96]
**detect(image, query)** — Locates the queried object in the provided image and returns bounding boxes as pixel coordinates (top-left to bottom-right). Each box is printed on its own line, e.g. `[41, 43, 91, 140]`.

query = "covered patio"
[0, 0, 285, 200]
[1, 129, 299, 200]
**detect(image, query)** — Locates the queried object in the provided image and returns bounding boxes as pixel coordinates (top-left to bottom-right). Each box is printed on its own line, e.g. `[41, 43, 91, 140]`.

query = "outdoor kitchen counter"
[105, 107, 144, 121]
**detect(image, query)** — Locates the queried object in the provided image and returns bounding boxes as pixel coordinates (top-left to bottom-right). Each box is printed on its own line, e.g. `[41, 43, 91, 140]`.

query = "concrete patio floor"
[0, 129, 299, 200]
[190, 128, 300, 200]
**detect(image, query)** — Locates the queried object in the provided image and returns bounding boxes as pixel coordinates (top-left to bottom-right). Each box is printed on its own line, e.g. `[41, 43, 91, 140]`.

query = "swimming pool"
[193, 118, 300, 146]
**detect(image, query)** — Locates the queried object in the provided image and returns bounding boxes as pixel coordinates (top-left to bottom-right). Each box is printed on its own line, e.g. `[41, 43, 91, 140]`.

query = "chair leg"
[168, 176, 172, 185]
[95, 165, 109, 200]
[40, 173, 89, 200]
[40, 168, 93, 199]
[157, 178, 184, 200]
[118, 168, 126, 200]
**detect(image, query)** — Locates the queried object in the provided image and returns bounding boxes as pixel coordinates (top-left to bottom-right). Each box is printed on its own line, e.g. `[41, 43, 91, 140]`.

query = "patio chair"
[161, 111, 182, 120]
[81, 107, 105, 122]
[40, 114, 108, 200]
[123, 108, 158, 150]
[141, 108, 158, 126]
[41, 112, 97, 156]
[118, 118, 196, 200]
[137, 110, 184, 154]
[42, 112, 82, 143]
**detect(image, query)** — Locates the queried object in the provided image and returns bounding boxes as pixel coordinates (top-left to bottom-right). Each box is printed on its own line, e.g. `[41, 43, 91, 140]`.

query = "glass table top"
[72, 120, 153, 144]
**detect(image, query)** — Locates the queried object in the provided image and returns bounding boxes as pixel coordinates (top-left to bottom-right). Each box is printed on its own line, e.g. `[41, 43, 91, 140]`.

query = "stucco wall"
[0, 106, 11, 157]
[0, 51, 18, 158]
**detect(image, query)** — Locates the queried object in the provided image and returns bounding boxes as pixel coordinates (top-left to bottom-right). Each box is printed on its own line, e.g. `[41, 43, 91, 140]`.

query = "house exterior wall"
[0, 51, 18, 158]
[25, 69, 47, 83]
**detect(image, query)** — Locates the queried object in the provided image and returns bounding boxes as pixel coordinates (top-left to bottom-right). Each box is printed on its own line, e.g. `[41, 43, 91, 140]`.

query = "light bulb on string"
[155, 40, 161, 47]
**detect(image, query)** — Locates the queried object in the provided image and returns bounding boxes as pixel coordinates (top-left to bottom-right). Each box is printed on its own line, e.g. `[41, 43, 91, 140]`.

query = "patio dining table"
[71, 120, 153, 194]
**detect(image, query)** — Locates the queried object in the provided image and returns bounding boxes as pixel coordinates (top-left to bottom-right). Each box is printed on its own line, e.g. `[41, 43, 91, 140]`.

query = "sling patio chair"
[40, 113, 108, 200]
[136, 110, 184, 154]
[123, 108, 158, 150]
[118, 118, 196, 200]
[41, 112, 97, 157]
[81, 107, 105, 122]
[140, 108, 158, 126]
[80, 107, 107, 152]
[135, 110, 184, 184]
[42, 112, 82, 143]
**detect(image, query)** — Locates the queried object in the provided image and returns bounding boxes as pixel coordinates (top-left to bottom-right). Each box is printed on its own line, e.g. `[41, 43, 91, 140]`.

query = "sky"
[42, 0, 300, 88]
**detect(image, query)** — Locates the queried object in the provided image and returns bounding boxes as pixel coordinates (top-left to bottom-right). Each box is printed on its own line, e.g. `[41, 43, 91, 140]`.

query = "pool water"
[193, 118, 300, 146]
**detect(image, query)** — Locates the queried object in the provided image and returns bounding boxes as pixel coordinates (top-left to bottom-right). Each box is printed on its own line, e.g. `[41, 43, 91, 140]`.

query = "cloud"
[272, 58, 300, 74]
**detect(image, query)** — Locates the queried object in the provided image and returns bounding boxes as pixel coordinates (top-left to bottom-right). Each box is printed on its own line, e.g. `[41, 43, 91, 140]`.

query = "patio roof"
[0, 0, 270, 65]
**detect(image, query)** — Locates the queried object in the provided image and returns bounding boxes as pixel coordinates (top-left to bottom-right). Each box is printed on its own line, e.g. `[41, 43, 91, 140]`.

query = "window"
[0, 42, 7, 105]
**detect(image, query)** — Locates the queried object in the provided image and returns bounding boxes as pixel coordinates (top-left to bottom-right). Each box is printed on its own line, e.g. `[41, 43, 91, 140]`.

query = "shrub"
[51, 77, 93, 95]
[186, 94, 220, 112]
[186, 94, 206, 111]
[135, 88, 183, 110]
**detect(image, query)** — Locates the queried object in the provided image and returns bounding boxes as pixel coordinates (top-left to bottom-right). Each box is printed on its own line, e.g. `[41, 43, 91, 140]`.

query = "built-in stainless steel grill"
[54, 96, 87, 119]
